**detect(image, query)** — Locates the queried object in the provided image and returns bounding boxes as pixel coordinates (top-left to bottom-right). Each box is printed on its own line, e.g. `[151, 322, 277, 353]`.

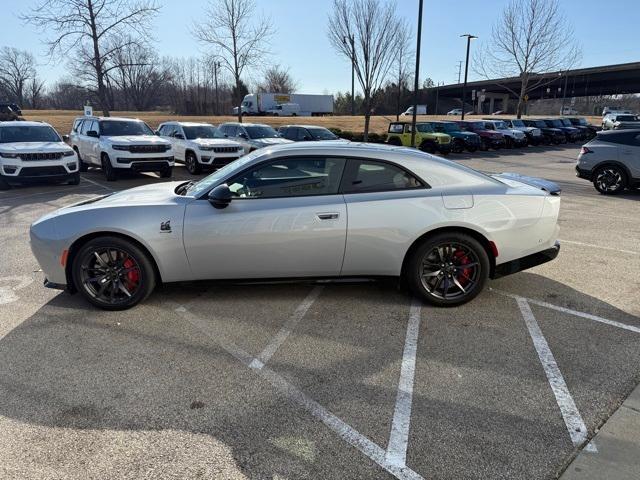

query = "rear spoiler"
[492, 172, 561, 196]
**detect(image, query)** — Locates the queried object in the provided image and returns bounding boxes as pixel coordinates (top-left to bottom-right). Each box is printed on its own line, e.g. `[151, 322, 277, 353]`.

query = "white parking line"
[82, 176, 114, 191]
[516, 297, 595, 451]
[249, 285, 323, 370]
[492, 289, 640, 334]
[386, 299, 422, 467]
[559, 239, 639, 256]
[170, 301, 425, 480]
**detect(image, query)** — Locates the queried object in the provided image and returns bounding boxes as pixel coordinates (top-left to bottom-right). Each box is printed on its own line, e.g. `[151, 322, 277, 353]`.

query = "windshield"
[0, 125, 61, 143]
[245, 125, 279, 139]
[547, 119, 563, 128]
[560, 119, 572, 126]
[185, 150, 263, 197]
[510, 120, 525, 127]
[494, 121, 507, 129]
[438, 122, 460, 133]
[531, 120, 547, 128]
[307, 127, 338, 140]
[467, 122, 485, 130]
[576, 118, 587, 125]
[616, 115, 638, 122]
[415, 123, 434, 133]
[100, 120, 154, 136]
[183, 125, 218, 139]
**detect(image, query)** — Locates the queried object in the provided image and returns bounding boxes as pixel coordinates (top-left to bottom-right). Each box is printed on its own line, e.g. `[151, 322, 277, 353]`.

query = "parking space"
[1, 145, 639, 479]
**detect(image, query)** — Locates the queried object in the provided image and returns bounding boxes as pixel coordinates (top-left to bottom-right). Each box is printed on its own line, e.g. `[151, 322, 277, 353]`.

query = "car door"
[172, 125, 188, 161]
[621, 132, 640, 179]
[183, 155, 348, 280]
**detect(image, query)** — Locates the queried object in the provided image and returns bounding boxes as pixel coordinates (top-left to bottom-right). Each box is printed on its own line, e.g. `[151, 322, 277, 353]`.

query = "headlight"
[0, 152, 19, 158]
[63, 150, 75, 157]
[111, 145, 129, 151]
[199, 146, 215, 151]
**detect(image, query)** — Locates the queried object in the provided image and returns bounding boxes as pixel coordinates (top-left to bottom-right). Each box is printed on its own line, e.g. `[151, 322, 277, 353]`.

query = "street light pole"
[460, 33, 477, 120]
[410, 0, 423, 148]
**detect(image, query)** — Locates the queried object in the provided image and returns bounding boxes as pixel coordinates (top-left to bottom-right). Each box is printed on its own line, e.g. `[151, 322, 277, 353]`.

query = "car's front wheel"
[101, 154, 117, 181]
[406, 232, 490, 307]
[593, 165, 627, 195]
[72, 236, 156, 310]
[185, 151, 202, 175]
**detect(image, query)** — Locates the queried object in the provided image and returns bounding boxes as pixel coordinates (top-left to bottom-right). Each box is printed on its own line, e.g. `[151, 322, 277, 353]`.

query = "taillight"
[580, 146, 593, 154]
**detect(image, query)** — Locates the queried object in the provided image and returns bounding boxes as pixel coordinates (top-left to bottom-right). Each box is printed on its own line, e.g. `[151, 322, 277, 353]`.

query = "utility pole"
[460, 33, 477, 120]
[435, 81, 441, 115]
[213, 60, 221, 115]
[456, 61, 462, 84]
[343, 34, 355, 115]
[410, 0, 423, 148]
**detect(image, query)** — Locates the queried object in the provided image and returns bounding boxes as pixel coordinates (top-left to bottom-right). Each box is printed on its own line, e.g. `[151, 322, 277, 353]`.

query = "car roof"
[73, 116, 145, 122]
[220, 122, 272, 127]
[279, 125, 329, 129]
[0, 121, 50, 128]
[161, 121, 214, 127]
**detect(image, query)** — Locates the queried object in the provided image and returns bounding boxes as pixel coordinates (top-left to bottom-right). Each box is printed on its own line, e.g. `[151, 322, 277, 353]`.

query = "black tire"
[0, 175, 10, 190]
[160, 166, 173, 178]
[466, 146, 478, 153]
[185, 151, 202, 175]
[419, 141, 436, 154]
[406, 232, 490, 307]
[504, 136, 514, 149]
[593, 165, 627, 195]
[101, 154, 117, 181]
[75, 147, 88, 172]
[387, 137, 402, 146]
[72, 236, 156, 310]
[451, 139, 464, 154]
[480, 140, 489, 151]
[67, 172, 81, 185]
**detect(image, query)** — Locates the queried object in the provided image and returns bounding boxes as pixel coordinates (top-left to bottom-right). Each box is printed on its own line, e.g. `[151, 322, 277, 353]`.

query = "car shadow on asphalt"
[0, 273, 638, 479]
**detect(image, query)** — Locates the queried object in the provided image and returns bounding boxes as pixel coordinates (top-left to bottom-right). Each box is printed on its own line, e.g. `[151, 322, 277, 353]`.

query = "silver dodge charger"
[30, 142, 561, 310]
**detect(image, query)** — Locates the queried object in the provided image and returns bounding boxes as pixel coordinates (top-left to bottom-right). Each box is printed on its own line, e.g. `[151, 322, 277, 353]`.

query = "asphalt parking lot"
[1, 144, 639, 479]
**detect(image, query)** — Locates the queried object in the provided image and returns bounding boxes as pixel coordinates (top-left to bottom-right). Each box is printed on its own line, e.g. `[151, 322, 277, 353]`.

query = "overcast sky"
[3, 0, 639, 94]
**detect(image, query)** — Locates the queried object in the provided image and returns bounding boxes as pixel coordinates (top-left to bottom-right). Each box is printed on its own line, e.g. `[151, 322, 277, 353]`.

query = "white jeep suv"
[70, 116, 173, 181]
[157, 122, 244, 175]
[0, 121, 79, 190]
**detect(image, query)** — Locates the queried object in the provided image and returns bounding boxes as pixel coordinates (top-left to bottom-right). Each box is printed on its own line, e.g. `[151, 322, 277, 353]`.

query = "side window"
[343, 160, 424, 193]
[388, 124, 404, 134]
[173, 125, 184, 138]
[279, 127, 291, 139]
[73, 120, 83, 133]
[158, 125, 167, 136]
[227, 157, 346, 199]
[297, 128, 310, 141]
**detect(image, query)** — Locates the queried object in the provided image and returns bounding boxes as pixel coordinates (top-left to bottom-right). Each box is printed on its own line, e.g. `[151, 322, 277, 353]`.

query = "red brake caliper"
[453, 250, 471, 287]
[123, 257, 139, 289]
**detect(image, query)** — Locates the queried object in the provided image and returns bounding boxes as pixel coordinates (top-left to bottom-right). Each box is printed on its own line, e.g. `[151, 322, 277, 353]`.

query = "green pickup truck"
[386, 122, 452, 154]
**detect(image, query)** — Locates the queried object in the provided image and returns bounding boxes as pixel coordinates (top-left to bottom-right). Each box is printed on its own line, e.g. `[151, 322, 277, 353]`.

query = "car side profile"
[70, 116, 173, 181]
[455, 121, 505, 150]
[217, 122, 292, 152]
[278, 125, 340, 142]
[482, 120, 528, 148]
[601, 113, 640, 131]
[157, 121, 244, 175]
[503, 119, 543, 145]
[0, 121, 79, 190]
[386, 122, 452, 154]
[30, 142, 561, 311]
[576, 129, 640, 194]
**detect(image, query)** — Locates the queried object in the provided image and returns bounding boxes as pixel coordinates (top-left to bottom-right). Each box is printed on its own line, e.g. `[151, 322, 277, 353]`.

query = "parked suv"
[0, 105, 22, 121]
[503, 119, 543, 145]
[70, 116, 173, 181]
[454, 121, 505, 150]
[482, 120, 528, 148]
[576, 129, 640, 194]
[0, 103, 22, 116]
[522, 119, 565, 145]
[279, 125, 340, 141]
[218, 123, 292, 152]
[425, 121, 481, 153]
[157, 121, 243, 175]
[601, 113, 640, 131]
[566, 117, 598, 139]
[559, 118, 588, 141]
[386, 122, 451, 154]
[542, 119, 580, 142]
[0, 121, 79, 190]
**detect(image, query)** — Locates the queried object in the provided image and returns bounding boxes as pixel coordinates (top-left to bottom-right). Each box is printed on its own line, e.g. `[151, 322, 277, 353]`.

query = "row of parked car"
[386, 117, 599, 154]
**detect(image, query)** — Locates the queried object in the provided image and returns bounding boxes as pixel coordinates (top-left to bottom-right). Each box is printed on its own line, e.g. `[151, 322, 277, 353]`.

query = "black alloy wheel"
[593, 166, 627, 195]
[185, 151, 202, 175]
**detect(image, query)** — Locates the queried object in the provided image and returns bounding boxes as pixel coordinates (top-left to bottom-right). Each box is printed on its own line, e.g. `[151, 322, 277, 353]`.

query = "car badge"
[160, 220, 171, 233]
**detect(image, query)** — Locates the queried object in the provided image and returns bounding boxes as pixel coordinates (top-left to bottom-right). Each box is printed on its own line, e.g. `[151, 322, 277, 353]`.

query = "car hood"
[193, 138, 241, 147]
[252, 137, 292, 145]
[493, 173, 561, 195]
[498, 128, 525, 137]
[0, 142, 73, 153]
[103, 135, 171, 145]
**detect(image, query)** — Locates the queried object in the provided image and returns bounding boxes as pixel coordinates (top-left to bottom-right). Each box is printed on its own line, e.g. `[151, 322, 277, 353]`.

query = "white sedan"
[30, 142, 561, 310]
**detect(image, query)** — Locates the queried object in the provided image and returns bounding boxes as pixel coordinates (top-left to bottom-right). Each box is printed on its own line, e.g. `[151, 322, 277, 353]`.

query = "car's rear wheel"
[72, 236, 156, 310]
[74, 147, 88, 172]
[406, 233, 490, 307]
[185, 151, 201, 174]
[387, 137, 402, 146]
[466, 145, 477, 153]
[101, 154, 117, 181]
[593, 165, 627, 195]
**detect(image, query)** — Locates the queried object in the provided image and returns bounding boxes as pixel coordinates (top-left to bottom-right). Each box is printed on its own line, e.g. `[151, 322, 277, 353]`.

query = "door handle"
[316, 212, 339, 220]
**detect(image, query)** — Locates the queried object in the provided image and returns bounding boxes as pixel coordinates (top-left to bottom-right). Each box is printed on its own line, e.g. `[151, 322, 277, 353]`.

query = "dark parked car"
[0, 103, 22, 116]
[278, 125, 340, 141]
[559, 118, 588, 141]
[522, 119, 565, 145]
[454, 120, 505, 150]
[425, 121, 481, 153]
[0, 105, 22, 121]
[542, 119, 580, 142]
[566, 117, 598, 139]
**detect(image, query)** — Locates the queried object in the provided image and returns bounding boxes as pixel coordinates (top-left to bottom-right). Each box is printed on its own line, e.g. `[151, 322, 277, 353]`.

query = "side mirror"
[238, 132, 248, 139]
[175, 133, 185, 140]
[208, 184, 232, 209]
[62, 134, 70, 142]
[87, 130, 99, 138]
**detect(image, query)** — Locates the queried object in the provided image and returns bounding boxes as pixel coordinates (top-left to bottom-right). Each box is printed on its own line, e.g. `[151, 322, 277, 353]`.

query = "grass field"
[22, 110, 601, 136]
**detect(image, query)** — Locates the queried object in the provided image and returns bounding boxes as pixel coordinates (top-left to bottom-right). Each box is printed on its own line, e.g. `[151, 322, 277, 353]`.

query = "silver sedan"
[30, 142, 561, 310]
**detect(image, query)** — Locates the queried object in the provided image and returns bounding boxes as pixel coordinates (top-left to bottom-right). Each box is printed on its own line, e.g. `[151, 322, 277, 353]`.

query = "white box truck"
[234, 93, 333, 116]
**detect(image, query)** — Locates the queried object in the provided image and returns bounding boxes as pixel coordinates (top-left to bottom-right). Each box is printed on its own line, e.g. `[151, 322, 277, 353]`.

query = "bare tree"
[26, 77, 46, 109]
[475, 0, 581, 118]
[257, 65, 297, 93]
[21, 0, 161, 116]
[328, 0, 400, 140]
[0, 47, 37, 107]
[193, 0, 273, 122]
[393, 20, 413, 120]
